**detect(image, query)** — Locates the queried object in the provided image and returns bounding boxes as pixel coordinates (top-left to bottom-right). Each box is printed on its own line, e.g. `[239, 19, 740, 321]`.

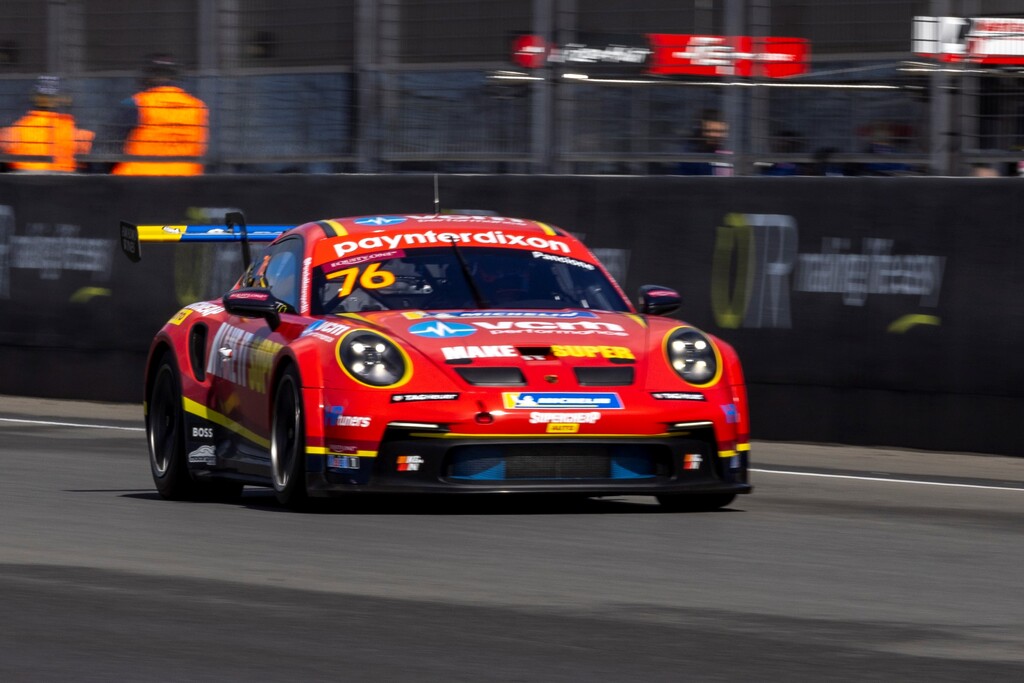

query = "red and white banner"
[511, 33, 810, 79]
[647, 34, 809, 78]
[913, 16, 1024, 65]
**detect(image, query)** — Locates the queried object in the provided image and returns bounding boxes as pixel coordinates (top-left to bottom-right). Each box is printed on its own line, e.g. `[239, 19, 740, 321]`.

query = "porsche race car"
[124, 212, 751, 510]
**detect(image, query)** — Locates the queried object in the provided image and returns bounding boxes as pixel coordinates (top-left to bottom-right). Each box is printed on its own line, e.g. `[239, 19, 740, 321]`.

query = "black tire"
[148, 352, 243, 502]
[656, 493, 736, 512]
[148, 353, 199, 500]
[271, 366, 310, 509]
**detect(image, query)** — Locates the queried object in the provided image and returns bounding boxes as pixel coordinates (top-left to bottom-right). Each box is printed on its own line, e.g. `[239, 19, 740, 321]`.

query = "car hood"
[350, 309, 655, 371]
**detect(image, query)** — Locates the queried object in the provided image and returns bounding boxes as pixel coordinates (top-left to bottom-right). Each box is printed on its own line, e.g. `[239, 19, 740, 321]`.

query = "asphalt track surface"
[2, 396, 1023, 682]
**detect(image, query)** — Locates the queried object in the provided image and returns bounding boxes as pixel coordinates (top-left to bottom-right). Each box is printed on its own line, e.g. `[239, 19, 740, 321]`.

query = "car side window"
[261, 238, 304, 312]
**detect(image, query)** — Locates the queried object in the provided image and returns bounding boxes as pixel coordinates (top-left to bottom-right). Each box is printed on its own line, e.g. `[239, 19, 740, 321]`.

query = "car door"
[208, 236, 307, 471]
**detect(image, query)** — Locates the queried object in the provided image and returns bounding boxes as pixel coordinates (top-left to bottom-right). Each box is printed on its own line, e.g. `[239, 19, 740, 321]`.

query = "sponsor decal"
[301, 320, 352, 342]
[168, 308, 193, 326]
[331, 230, 570, 257]
[391, 392, 460, 403]
[475, 320, 627, 337]
[327, 455, 361, 470]
[551, 345, 634, 360]
[546, 423, 580, 433]
[721, 404, 739, 424]
[503, 392, 623, 410]
[300, 257, 311, 314]
[531, 251, 595, 270]
[354, 216, 407, 226]
[323, 250, 404, 272]
[408, 320, 477, 338]
[337, 415, 371, 428]
[529, 411, 601, 424]
[651, 392, 706, 401]
[230, 291, 270, 301]
[442, 345, 517, 361]
[187, 444, 216, 465]
[409, 215, 530, 225]
[191, 426, 214, 439]
[683, 453, 703, 470]
[408, 318, 625, 338]
[397, 455, 424, 472]
[206, 324, 284, 393]
[326, 406, 371, 428]
[188, 301, 226, 316]
[404, 310, 597, 320]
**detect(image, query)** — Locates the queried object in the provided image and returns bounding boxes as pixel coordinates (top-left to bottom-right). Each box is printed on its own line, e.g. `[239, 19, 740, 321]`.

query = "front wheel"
[656, 493, 736, 512]
[271, 367, 310, 509]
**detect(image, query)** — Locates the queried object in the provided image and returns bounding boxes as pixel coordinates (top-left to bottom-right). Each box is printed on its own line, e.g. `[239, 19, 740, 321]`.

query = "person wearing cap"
[0, 76, 95, 173]
[110, 53, 208, 175]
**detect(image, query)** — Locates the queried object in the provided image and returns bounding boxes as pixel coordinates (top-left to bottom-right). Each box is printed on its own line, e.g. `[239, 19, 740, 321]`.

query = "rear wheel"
[271, 367, 310, 509]
[656, 493, 736, 512]
[148, 353, 242, 502]
[148, 354, 198, 500]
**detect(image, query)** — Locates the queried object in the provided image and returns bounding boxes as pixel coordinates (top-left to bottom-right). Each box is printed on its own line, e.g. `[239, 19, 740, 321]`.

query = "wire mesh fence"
[0, 0, 1022, 175]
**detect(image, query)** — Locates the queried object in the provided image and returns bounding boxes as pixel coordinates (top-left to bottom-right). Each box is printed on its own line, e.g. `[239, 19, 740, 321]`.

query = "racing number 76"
[327, 262, 396, 298]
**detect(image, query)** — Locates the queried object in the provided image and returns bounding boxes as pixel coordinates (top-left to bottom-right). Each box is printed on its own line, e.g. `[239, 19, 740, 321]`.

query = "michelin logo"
[503, 392, 623, 410]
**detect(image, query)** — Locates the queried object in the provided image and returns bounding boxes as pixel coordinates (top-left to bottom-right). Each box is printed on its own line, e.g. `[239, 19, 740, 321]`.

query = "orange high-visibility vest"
[112, 86, 208, 176]
[0, 110, 94, 172]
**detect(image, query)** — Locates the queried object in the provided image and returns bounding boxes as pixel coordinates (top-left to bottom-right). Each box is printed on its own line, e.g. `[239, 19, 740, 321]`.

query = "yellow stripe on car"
[182, 397, 270, 449]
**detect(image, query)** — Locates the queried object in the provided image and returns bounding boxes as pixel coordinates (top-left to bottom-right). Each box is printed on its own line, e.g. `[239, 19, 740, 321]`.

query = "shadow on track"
[116, 488, 747, 515]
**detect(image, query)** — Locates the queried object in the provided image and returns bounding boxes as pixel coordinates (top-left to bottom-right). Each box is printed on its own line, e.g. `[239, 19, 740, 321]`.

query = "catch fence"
[1, 0, 1023, 175]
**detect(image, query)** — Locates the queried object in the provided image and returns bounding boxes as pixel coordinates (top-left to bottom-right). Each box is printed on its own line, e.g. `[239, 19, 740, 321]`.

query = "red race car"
[122, 212, 751, 510]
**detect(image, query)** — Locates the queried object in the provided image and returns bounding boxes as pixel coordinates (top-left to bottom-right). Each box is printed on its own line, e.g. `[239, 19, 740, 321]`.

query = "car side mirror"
[223, 287, 292, 329]
[638, 284, 681, 316]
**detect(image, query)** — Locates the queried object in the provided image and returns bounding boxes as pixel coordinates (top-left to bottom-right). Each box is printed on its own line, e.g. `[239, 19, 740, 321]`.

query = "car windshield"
[313, 246, 630, 314]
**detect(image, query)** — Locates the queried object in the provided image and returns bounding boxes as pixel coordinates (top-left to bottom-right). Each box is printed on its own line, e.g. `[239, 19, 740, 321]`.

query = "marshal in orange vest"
[112, 85, 209, 176]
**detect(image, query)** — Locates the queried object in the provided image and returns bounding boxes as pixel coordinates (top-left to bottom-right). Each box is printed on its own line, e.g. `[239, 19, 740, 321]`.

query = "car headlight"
[664, 327, 720, 386]
[337, 330, 410, 387]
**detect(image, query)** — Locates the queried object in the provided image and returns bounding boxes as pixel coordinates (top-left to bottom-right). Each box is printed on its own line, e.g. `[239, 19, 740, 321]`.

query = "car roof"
[294, 214, 570, 240]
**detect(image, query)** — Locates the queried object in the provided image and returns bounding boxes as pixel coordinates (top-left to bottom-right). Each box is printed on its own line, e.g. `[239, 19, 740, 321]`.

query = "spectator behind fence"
[677, 108, 732, 176]
[0, 76, 94, 173]
[109, 54, 208, 175]
[970, 163, 1001, 177]
[860, 121, 915, 176]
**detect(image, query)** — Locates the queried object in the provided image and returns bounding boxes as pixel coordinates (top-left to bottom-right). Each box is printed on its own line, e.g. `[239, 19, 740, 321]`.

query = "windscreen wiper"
[448, 237, 488, 309]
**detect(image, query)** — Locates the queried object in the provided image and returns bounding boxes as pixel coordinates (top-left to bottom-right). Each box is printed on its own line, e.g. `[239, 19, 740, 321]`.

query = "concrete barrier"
[1, 174, 1020, 455]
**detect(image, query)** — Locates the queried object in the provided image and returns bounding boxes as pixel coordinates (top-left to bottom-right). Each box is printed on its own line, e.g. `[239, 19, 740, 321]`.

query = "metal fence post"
[723, 0, 746, 175]
[355, 0, 380, 173]
[532, 0, 555, 173]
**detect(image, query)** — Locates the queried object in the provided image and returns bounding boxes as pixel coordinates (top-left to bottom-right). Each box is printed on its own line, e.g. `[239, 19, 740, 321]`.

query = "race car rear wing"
[119, 212, 291, 269]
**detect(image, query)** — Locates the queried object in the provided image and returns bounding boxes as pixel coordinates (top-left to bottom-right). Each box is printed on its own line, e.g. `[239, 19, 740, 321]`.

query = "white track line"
[0, 417, 144, 432]
[751, 468, 1024, 492]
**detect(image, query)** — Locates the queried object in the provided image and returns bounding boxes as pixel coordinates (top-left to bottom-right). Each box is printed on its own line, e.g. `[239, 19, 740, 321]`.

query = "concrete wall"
[1, 174, 1020, 455]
